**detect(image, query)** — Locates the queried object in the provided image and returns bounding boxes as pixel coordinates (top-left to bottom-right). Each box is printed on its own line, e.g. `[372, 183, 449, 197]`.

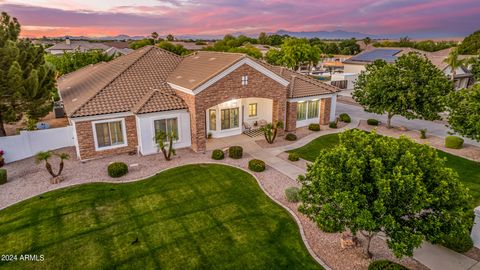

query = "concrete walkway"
[413, 243, 478, 270]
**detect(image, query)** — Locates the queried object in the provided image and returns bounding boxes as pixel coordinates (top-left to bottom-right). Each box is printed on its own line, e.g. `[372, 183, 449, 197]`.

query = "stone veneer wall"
[74, 115, 138, 160]
[285, 101, 298, 132]
[320, 98, 332, 125]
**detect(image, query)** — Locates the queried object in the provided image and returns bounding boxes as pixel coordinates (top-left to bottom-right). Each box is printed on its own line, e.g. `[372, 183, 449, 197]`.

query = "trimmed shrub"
[0, 169, 6, 185]
[441, 232, 473, 253]
[420, 129, 427, 139]
[248, 159, 265, 172]
[367, 119, 379, 126]
[211, 149, 225, 160]
[285, 133, 297, 141]
[108, 162, 128, 178]
[339, 113, 351, 123]
[329, 121, 337, 128]
[368, 260, 408, 270]
[228, 146, 243, 159]
[445, 136, 464, 149]
[288, 152, 300, 161]
[308, 123, 321, 131]
[285, 187, 300, 202]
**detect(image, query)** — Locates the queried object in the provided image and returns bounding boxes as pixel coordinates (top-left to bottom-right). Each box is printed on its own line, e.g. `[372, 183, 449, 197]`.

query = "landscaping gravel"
[0, 147, 427, 270]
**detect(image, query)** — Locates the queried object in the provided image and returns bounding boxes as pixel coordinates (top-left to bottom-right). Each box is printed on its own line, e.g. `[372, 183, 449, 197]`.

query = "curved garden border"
[0, 161, 332, 270]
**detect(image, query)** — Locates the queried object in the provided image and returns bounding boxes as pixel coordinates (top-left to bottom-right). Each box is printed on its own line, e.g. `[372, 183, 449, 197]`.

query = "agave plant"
[35, 151, 70, 180]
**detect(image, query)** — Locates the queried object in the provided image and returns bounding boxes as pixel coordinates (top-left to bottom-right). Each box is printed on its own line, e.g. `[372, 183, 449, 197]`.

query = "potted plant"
[0, 150, 4, 168]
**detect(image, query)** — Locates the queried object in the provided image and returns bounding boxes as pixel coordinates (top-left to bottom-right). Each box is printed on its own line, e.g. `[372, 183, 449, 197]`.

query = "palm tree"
[35, 151, 70, 180]
[444, 47, 466, 81]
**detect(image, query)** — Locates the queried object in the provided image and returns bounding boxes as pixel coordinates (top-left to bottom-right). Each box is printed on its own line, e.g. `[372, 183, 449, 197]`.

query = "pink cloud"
[0, 0, 478, 38]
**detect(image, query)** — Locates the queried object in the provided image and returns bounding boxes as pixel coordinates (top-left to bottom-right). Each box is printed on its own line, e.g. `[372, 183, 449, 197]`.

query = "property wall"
[74, 115, 138, 160]
[343, 63, 366, 74]
[177, 63, 287, 152]
[136, 110, 192, 155]
[0, 126, 75, 163]
[331, 73, 359, 90]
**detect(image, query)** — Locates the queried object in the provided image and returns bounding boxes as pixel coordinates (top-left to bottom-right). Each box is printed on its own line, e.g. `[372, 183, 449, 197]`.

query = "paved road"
[336, 102, 480, 147]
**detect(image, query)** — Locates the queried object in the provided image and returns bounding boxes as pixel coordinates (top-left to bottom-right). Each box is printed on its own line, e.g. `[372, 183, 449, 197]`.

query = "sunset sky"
[1, 0, 479, 38]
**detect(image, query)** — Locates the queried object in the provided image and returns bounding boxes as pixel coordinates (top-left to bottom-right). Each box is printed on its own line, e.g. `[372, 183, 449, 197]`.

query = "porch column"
[320, 98, 332, 125]
[272, 100, 286, 135]
[285, 101, 297, 131]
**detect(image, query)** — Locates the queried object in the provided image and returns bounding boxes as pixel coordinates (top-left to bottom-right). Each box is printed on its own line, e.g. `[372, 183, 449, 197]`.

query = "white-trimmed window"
[297, 102, 307, 120]
[307, 100, 319, 119]
[93, 119, 127, 150]
[248, 103, 257, 117]
[209, 109, 217, 131]
[154, 118, 179, 141]
[242, 75, 248, 86]
[221, 108, 239, 130]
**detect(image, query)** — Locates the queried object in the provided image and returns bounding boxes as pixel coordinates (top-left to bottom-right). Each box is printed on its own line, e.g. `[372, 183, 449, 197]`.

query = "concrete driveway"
[336, 102, 480, 147]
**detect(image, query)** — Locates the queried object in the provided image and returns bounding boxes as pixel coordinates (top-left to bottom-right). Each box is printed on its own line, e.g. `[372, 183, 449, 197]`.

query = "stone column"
[320, 98, 332, 125]
[285, 101, 297, 132]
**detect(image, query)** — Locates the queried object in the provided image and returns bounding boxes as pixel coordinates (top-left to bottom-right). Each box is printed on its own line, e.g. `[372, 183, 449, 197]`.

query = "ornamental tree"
[0, 12, 56, 136]
[298, 129, 472, 258]
[353, 52, 453, 128]
[447, 84, 480, 142]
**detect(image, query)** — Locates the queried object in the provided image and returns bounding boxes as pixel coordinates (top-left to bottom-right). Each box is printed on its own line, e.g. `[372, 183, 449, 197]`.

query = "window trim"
[241, 75, 248, 86]
[92, 118, 128, 151]
[220, 107, 240, 130]
[248, 103, 257, 117]
[151, 116, 182, 144]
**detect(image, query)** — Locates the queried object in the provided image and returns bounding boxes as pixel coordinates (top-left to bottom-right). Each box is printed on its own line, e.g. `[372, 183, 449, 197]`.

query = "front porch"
[206, 97, 273, 138]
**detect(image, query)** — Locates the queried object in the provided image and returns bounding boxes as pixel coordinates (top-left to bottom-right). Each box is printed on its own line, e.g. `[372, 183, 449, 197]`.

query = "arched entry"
[206, 97, 273, 138]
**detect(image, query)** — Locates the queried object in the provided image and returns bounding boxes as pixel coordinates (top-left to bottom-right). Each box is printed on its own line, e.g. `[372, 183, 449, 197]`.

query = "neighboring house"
[45, 38, 110, 55]
[105, 47, 133, 56]
[342, 47, 474, 90]
[58, 46, 339, 161]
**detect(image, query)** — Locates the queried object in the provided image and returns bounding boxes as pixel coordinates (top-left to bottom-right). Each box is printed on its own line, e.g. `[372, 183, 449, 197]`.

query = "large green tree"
[443, 47, 467, 80]
[156, 41, 190, 56]
[45, 50, 115, 77]
[0, 12, 55, 136]
[447, 84, 480, 142]
[129, 38, 154, 49]
[203, 35, 262, 58]
[298, 129, 472, 258]
[267, 38, 320, 70]
[353, 52, 453, 128]
[458, 30, 480, 55]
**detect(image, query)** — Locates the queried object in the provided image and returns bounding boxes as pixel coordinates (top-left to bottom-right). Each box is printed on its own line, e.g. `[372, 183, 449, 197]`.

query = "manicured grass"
[289, 133, 480, 205]
[0, 164, 321, 270]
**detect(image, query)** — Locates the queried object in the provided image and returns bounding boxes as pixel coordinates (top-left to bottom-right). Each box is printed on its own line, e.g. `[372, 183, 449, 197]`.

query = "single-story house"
[342, 47, 474, 90]
[58, 46, 339, 161]
[46, 38, 110, 55]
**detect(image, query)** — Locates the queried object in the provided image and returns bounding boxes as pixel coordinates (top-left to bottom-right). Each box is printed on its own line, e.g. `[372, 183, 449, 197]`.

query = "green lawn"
[0, 164, 321, 270]
[289, 133, 480, 205]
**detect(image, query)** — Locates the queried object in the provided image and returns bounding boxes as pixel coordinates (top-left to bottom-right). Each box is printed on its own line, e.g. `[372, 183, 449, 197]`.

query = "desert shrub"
[367, 119, 379, 126]
[285, 187, 300, 202]
[228, 146, 243, 159]
[285, 133, 297, 141]
[108, 162, 129, 178]
[288, 152, 300, 161]
[211, 149, 225, 160]
[0, 169, 6, 185]
[308, 123, 320, 131]
[248, 159, 265, 172]
[441, 232, 473, 253]
[339, 113, 351, 123]
[445, 136, 464, 149]
[329, 122, 337, 128]
[368, 260, 408, 270]
[420, 129, 427, 139]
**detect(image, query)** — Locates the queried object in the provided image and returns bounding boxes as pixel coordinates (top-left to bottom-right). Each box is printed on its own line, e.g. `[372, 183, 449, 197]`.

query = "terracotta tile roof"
[167, 51, 245, 90]
[133, 86, 187, 114]
[58, 46, 183, 117]
[46, 40, 110, 52]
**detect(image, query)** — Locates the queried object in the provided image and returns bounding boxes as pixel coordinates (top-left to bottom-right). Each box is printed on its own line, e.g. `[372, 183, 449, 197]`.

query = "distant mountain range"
[43, 29, 464, 41]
